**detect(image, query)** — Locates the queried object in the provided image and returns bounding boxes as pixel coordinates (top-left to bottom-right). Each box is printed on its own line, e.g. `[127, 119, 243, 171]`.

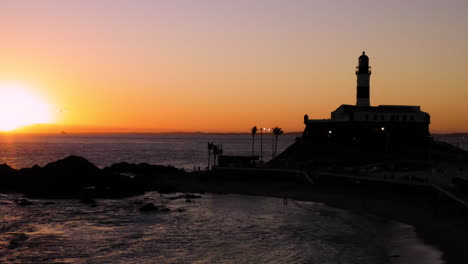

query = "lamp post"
[260, 128, 264, 161]
[269, 128, 274, 159]
[259, 127, 271, 162]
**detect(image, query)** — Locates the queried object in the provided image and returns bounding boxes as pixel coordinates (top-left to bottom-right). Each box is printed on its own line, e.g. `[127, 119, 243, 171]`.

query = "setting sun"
[0, 84, 53, 131]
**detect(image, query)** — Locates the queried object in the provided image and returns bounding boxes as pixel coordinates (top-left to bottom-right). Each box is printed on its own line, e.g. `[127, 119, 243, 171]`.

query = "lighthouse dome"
[359, 51, 369, 64]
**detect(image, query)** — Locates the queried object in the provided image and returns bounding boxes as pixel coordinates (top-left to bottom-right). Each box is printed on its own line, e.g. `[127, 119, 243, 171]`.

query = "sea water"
[0, 133, 296, 170]
[0, 133, 464, 170]
[0, 192, 441, 264]
[0, 133, 449, 263]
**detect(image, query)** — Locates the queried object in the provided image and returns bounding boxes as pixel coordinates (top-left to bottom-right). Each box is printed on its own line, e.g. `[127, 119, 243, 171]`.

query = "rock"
[184, 194, 202, 199]
[157, 205, 170, 212]
[168, 193, 202, 200]
[140, 203, 159, 212]
[8, 233, 28, 249]
[0, 163, 17, 177]
[103, 162, 180, 176]
[42, 201, 55, 205]
[17, 199, 33, 206]
[79, 198, 97, 207]
[0, 164, 19, 191]
[17, 155, 103, 198]
[139, 203, 170, 212]
[132, 200, 143, 205]
[185, 199, 192, 203]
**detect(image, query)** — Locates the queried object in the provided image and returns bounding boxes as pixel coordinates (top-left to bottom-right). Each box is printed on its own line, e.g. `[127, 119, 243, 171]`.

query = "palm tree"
[272, 127, 284, 157]
[212, 144, 221, 167]
[251, 126, 258, 156]
[207, 142, 214, 169]
[217, 144, 223, 166]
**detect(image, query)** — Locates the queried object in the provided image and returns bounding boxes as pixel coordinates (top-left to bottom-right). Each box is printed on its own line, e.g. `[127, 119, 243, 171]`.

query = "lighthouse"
[303, 51, 431, 145]
[356, 51, 371, 107]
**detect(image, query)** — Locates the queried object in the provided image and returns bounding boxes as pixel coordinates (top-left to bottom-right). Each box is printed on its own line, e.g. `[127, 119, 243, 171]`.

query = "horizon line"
[1, 131, 467, 136]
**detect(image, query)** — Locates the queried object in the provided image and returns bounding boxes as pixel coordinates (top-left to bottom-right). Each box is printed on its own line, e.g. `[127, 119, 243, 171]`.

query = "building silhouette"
[303, 52, 431, 145]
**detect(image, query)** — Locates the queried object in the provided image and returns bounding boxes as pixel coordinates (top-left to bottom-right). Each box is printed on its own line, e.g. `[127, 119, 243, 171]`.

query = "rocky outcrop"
[139, 203, 170, 212]
[168, 194, 202, 200]
[17, 156, 102, 198]
[0, 155, 186, 199]
[0, 163, 19, 191]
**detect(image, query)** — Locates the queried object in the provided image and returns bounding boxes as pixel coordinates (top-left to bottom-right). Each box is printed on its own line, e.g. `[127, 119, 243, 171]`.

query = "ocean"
[0, 133, 297, 170]
[0, 193, 441, 264]
[0, 133, 449, 263]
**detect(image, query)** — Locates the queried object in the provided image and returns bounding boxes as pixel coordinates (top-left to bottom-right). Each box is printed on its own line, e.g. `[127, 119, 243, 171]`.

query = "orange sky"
[1, 1, 468, 133]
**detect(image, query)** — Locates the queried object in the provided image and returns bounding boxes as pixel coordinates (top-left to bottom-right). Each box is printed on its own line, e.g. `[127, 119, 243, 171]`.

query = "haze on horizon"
[1, 0, 467, 134]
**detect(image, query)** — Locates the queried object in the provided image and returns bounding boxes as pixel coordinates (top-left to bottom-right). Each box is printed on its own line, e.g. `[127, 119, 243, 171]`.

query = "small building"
[303, 52, 431, 145]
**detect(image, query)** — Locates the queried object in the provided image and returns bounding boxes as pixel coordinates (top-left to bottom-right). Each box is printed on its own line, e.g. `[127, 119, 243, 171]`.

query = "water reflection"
[0, 193, 389, 264]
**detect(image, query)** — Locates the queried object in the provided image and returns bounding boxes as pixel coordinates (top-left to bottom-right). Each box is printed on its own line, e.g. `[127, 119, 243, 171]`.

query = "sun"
[0, 84, 54, 131]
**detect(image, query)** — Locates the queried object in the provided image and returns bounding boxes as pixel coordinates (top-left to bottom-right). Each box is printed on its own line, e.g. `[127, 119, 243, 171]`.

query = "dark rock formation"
[0, 163, 19, 191]
[17, 156, 102, 198]
[8, 233, 28, 249]
[17, 199, 33, 206]
[168, 194, 202, 200]
[79, 197, 97, 205]
[139, 203, 170, 212]
[0, 155, 186, 199]
[140, 203, 159, 212]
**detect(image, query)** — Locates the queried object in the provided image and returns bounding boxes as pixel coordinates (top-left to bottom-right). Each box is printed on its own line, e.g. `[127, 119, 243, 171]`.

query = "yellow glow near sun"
[0, 84, 54, 131]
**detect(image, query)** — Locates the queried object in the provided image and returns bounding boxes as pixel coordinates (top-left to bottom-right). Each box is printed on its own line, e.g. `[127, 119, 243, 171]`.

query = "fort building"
[303, 52, 431, 145]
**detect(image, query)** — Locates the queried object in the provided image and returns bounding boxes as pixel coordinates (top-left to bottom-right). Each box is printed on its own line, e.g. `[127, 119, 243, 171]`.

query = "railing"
[356, 66, 372, 74]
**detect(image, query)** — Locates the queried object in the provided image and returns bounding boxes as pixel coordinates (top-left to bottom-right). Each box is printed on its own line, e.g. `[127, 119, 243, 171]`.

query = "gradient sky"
[1, 0, 467, 133]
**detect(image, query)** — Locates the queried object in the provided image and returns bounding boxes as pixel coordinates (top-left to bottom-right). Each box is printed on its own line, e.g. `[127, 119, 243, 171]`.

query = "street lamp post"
[260, 128, 264, 161]
[270, 128, 274, 159]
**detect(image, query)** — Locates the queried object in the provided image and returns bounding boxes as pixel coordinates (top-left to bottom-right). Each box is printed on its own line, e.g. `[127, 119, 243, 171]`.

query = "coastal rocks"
[0, 163, 17, 177]
[18, 155, 103, 198]
[168, 193, 202, 200]
[0, 163, 19, 191]
[0, 155, 188, 199]
[8, 233, 29, 249]
[103, 162, 180, 176]
[139, 203, 158, 212]
[17, 198, 33, 206]
[100, 162, 184, 197]
[79, 197, 97, 207]
[184, 194, 202, 199]
[139, 203, 170, 212]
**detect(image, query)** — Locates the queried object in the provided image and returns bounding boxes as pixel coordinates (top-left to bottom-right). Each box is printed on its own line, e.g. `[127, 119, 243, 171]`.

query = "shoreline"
[0, 187, 445, 264]
[378, 220, 443, 264]
[1, 156, 467, 263]
[165, 175, 467, 264]
[295, 199, 443, 264]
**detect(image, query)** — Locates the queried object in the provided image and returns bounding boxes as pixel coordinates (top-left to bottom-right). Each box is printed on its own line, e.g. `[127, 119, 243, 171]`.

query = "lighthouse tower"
[356, 52, 371, 106]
